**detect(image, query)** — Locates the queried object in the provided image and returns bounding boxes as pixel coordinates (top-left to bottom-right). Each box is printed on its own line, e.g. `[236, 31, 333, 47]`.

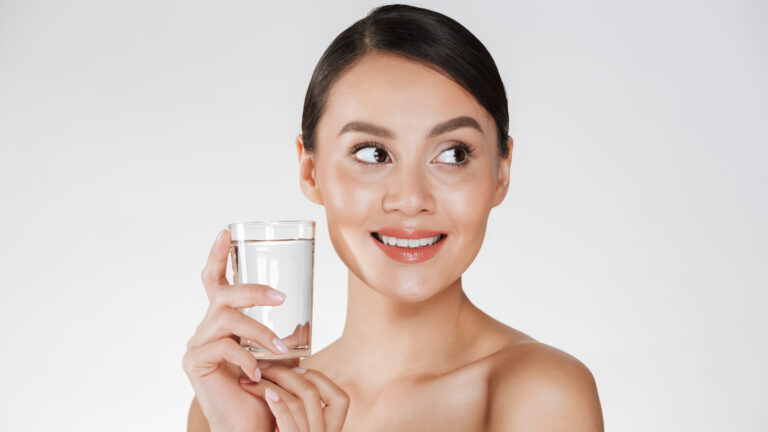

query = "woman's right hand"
[182, 229, 291, 432]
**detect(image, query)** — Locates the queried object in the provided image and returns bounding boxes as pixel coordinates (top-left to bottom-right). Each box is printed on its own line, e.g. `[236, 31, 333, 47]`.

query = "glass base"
[245, 345, 311, 359]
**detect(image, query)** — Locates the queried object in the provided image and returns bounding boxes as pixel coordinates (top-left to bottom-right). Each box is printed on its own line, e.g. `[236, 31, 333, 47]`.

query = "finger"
[259, 365, 324, 432]
[201, 229, 231, 301]
[182, 338, 261, 383]
[212, 283, 286, 310]
[188, 309, 288, 355]
[241, 380, 303, 432]
[299, 369, 350, 432]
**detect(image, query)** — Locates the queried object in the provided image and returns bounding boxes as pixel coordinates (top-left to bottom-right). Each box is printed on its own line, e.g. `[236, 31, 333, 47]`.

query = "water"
[230, 239, 314, 358]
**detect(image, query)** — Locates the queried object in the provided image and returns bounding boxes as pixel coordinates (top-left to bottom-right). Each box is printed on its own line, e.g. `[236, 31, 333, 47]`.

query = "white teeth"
[378, 234, 442, 248]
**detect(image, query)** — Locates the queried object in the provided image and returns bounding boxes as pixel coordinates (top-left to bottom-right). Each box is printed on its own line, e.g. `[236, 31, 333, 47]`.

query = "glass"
[228, 221, 315, 359]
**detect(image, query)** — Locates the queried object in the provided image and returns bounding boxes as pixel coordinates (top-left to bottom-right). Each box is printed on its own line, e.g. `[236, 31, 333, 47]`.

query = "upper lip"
[372, 227, 446, 239]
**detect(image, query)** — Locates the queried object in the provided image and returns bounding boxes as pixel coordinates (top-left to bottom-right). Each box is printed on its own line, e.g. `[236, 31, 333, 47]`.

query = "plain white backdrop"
[1, 0, 766, 430]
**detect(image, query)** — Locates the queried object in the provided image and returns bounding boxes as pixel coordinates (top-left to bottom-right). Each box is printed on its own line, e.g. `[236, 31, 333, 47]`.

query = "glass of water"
[228, 221, 315, 359]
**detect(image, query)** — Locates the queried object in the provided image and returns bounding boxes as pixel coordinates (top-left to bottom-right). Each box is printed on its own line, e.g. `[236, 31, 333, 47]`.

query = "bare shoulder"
[485, 340, 604, 432]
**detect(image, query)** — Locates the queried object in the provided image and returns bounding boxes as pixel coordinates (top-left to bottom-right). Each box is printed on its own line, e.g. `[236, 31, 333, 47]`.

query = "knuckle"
[212, 309, 229, 330]
[181, 350, 194, 373]
[300, 386, 321, 403]
[336, 390, 350, 407]
[286, 398, 305, 414]
[210, 289, 224, 308]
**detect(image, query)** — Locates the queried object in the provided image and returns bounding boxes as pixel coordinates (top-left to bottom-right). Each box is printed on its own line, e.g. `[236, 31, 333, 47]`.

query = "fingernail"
[265, 387, 280, 402]
[259, 362, 273, 369]
[254, 366, 262, 382]
[273, 338, 288, 354]
[216, 230, 225, 243]
[292, 367, 307, 374]
[267, 288, 286, 302]
[240, 375, 253, 384]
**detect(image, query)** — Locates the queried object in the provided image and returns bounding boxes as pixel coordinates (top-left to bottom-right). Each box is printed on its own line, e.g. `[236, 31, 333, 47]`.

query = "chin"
[370, 272, 449, 304]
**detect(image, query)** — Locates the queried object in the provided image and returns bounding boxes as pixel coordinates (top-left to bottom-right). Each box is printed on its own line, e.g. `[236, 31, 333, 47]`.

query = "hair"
[301, 4, 510, 158]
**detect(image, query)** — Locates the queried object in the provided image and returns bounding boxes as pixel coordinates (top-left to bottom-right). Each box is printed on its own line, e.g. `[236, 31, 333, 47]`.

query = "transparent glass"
[228, 221, 315, 359]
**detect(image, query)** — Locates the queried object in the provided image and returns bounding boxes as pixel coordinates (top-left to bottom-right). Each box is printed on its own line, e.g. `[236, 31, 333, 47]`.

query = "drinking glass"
[228, 221, 315, 359]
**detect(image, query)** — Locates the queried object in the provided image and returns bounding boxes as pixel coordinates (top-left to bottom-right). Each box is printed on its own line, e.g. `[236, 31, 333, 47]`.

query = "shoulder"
[485, 341, 604, 432]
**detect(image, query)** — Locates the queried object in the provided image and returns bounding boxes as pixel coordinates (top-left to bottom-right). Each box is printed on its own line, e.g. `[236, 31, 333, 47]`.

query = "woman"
[183, 4, 604, 431]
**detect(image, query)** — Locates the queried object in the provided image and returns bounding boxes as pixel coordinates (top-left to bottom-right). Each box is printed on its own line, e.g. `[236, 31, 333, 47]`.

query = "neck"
[334, 270, 481, 386]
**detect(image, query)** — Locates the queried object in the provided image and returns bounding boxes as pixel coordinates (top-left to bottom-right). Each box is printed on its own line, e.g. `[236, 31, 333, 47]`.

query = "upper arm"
[487, 344, 604, 432]
[188, 397, 210, 432]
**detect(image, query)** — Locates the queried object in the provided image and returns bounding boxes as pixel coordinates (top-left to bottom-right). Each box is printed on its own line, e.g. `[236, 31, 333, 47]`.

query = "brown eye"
[374, 148, 388, 162]
[354, 146, 390, 164]
[436, 147, 468, 164]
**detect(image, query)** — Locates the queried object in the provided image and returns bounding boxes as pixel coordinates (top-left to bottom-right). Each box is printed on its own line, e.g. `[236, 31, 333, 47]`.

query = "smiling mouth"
[371, 232, 447, 248]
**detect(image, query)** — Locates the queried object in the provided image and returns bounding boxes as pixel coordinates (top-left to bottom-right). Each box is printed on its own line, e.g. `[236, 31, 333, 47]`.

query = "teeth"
[378, 234, 442, 248]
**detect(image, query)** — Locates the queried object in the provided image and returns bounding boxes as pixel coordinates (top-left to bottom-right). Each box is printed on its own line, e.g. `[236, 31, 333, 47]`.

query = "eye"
[435, 146, 470, 164]
[353, 145, 390, 164]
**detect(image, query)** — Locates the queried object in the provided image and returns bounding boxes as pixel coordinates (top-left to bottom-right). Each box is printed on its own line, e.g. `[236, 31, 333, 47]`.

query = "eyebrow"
[427, 116, 483, 138]
[338, 121, 393, 138]
[337, 116, 483, 139]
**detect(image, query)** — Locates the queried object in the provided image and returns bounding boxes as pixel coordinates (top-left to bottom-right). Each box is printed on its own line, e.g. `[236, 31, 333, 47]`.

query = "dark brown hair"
[301, 4, 510, 157]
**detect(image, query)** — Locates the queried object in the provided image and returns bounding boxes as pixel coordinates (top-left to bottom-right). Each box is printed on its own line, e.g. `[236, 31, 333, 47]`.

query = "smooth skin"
[184, 52, 603, 431]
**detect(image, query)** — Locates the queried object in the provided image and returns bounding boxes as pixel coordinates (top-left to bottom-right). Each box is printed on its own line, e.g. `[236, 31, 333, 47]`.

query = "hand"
[240, 362, 351, 432]
[182, 229, 290, 432]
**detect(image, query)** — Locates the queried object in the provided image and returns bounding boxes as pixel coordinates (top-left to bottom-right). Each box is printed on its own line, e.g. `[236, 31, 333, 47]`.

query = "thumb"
[201, 229, 232, 301]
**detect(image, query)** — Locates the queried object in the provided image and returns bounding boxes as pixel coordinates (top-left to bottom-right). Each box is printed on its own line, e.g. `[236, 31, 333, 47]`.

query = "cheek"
[438, 168, 496, 242]
[323, 166, 377, 218]
[318, 162, 384, 255]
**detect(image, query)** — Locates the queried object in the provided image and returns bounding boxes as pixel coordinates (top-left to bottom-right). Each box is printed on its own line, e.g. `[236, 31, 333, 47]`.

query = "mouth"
[369, 230, 448, 263]
[370, 232, 447, 248]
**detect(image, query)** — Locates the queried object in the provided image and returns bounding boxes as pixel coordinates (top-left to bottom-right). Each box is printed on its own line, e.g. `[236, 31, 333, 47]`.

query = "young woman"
[183, 5, 604, 431]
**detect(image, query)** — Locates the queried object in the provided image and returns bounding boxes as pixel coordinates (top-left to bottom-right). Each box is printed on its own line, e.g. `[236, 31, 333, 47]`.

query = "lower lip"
[371, 234, 447, 263]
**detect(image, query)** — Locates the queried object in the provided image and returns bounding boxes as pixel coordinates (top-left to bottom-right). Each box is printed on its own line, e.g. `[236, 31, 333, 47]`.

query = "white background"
[1, 0, 766, 430]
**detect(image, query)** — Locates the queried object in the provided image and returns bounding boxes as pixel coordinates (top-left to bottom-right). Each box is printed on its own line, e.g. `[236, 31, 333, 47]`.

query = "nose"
[381, 165, 436, 216]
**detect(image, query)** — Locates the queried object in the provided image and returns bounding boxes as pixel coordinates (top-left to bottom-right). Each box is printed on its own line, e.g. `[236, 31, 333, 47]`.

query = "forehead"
[318, 52, 494, 137]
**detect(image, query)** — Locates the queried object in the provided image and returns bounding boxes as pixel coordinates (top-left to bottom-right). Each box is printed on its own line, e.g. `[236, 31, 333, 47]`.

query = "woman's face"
[297, 52, 511, 302]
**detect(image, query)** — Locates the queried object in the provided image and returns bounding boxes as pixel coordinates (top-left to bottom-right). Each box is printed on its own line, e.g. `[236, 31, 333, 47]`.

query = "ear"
[296, 134, 324, 206]
[491, 136, 513, 208]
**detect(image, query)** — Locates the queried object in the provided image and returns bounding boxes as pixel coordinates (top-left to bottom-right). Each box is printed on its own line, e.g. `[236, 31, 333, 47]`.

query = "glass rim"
[228, 220, 315, 241]
[228, 220, 316, 228]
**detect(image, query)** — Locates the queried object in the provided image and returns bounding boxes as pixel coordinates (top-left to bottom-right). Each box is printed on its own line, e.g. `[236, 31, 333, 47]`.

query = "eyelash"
[347, 142, 475, 167]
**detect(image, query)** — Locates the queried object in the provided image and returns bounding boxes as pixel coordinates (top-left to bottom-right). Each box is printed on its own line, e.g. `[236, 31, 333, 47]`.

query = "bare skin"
[186, 52, 603, 431]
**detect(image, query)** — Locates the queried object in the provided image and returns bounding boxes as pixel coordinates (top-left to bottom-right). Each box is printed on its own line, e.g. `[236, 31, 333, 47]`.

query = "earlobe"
[296, 134, 324, 206]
